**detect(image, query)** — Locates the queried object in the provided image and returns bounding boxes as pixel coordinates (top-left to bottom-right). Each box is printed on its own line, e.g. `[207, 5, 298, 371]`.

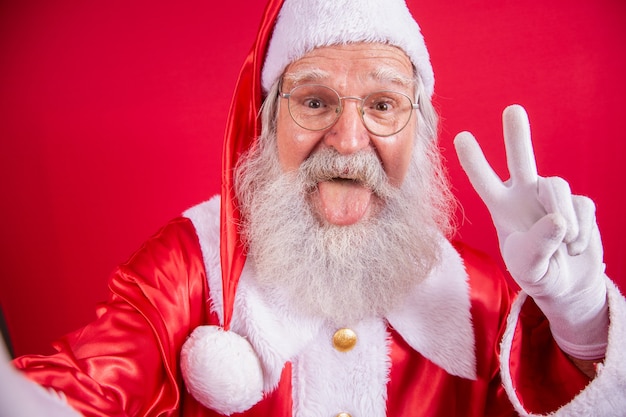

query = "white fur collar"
[184, 197, 476, 414]
[386, 239, 477, 379]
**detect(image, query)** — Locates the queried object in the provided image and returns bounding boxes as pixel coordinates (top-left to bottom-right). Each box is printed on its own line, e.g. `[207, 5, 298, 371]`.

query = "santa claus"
[2, 0, 625, 416]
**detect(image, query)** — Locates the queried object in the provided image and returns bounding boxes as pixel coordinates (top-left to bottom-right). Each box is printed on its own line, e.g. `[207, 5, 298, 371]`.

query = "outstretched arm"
[454, 105, 608, 376]
[0, 333, 83, 417]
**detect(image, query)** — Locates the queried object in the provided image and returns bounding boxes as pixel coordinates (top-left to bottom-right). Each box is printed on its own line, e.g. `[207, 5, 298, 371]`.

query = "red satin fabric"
[14, 218, 209, 416]
[14, 219, 589, 416]
[510, 298, 591, 414]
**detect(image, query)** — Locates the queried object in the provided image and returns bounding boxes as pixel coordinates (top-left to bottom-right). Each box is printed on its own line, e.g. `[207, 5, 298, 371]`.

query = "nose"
[323, 99, 370, 155]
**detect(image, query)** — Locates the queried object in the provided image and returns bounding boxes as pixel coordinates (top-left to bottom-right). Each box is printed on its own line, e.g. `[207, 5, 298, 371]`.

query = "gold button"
[336, 413, 352, 417]
[332, 328, 357, 352]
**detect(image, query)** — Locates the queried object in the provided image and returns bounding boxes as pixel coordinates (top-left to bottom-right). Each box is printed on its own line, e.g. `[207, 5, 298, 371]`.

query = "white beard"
[236, 140, 450, 326]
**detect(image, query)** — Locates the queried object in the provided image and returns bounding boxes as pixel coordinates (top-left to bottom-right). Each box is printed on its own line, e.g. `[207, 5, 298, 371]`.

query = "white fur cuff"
[500, 278, 626, 416]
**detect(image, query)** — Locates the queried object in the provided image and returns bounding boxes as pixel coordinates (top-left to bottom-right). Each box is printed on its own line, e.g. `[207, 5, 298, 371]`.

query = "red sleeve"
[456, 241, 592, 415]
[13, 217, 212, 417]
[509, 296, 591, 414]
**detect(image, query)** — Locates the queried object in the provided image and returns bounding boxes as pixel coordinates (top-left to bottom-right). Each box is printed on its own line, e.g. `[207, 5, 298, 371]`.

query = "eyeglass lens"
[285, 84, 415, 137]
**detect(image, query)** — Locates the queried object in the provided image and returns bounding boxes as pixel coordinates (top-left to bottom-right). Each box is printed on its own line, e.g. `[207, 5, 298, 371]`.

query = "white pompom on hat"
[261, 0, 434, 96]
[181, 326, 264, 415]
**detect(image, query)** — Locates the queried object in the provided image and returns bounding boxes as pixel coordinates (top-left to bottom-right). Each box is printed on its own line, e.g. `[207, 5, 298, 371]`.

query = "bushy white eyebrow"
[282, 68, 331, 86]
[368, 67, 415, 89]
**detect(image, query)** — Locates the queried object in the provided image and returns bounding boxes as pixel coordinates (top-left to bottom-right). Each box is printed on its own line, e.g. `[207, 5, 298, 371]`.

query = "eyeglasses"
[279, 84, 419, 137]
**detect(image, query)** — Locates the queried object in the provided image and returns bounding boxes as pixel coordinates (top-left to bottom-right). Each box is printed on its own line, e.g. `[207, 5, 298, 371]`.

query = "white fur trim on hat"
[261, 0, 434, 96]
[180, 326, 264, 415]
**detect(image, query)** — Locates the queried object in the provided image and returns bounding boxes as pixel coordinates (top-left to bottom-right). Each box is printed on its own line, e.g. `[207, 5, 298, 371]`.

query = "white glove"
[454, 104, 608, 360]
[0, 334, 83, 417]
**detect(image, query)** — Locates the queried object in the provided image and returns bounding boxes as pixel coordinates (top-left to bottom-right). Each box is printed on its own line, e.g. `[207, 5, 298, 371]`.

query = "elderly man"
[1, 0, 625, 416]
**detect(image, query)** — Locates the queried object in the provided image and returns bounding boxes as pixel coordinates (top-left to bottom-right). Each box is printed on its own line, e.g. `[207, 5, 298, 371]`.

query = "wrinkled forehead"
[281, 43, 416, 91]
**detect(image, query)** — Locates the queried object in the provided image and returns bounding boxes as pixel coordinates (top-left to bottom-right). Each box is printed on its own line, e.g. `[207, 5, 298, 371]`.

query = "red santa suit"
[12, 0, 626, 415]
[14, 197, 626, 416]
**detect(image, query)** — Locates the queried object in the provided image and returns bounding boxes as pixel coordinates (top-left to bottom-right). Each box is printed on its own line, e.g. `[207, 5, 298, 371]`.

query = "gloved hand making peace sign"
[454, 105, 609, 362]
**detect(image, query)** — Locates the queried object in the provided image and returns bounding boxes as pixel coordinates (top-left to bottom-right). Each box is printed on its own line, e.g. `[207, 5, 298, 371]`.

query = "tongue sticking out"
[316, 180, 373, 225]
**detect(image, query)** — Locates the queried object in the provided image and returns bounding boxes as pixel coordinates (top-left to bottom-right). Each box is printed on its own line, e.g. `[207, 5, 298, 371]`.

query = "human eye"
[367, 93, 400, 114]
[303, 97, 325, 110]
[292, 85, 336, 114]
[374, 100, 392, 112]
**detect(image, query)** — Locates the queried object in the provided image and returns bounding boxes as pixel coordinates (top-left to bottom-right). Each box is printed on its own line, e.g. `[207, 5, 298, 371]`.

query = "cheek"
[375, 133, 415, 187]
[276, 109, 322, 172]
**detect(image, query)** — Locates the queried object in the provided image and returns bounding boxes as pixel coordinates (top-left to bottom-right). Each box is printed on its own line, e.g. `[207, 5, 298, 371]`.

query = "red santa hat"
[182, 0, 434, 414]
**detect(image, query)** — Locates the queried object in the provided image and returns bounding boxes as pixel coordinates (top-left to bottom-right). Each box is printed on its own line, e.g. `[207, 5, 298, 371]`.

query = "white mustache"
[297, 149, 394, 199]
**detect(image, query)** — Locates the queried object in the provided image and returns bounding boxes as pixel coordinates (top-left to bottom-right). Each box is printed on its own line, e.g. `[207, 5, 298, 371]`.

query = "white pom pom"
[180, 326, 264, 415]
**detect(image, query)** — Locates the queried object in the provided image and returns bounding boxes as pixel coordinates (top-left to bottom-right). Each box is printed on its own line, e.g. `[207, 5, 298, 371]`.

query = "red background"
[1, 1, 625, 356]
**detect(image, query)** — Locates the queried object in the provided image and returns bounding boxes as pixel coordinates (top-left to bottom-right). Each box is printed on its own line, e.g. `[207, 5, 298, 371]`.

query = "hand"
[0, 333, 83, 417]
[454, 104, 608, 360]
